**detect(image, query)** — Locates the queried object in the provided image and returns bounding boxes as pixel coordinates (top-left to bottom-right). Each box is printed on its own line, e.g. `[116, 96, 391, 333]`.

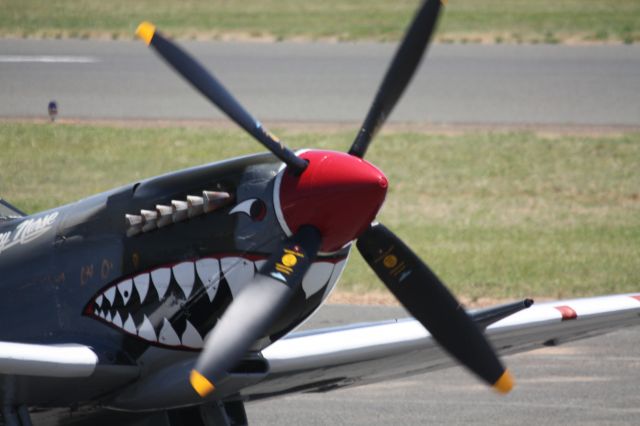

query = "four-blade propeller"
[136, 0, 514, 398]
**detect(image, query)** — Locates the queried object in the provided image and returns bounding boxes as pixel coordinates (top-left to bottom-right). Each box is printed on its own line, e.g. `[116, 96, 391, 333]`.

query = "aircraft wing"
[109, 293, 640, 410]
[0, 342, 98, 378]
[242, 293, 640, 399]
[0, 342, 141, 409]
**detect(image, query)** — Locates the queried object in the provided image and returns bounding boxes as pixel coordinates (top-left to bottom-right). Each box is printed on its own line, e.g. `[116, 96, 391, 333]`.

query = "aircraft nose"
[276, 150, 388, 252]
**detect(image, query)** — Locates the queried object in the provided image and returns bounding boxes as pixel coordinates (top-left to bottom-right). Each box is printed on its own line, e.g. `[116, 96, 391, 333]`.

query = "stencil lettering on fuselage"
[0, 212, 59, 255]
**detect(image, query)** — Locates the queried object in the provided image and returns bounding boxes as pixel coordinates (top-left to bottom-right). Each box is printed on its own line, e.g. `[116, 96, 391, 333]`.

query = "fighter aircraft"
[1, 1, 639, 425]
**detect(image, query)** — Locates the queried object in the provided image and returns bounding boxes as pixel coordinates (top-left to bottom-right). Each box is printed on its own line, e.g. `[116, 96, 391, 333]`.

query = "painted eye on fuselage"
[229, 198, 267, 221]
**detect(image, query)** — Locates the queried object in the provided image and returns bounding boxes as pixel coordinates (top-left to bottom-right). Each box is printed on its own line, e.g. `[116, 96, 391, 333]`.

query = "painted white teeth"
[117, 279, 133, 306]
[196, 258, 220, 302]
[133, 273, 150, 303]
[221, 257, 255, 297]
[123, 314, 136, 334]
[138, 315, 157, 342]
[156, 204, 174, 228]
[302, 262, 334, 298]
[171, 200, 189, 222]
[203, 190, 232, 213]
[181, 320, 204, 349]
[93, 255, 345, 348]
[158, 319, 181, 346]
[112, 312, 123, 328]
[150, 268, 171, 300]
[187, 195, 204, 218]
[173, 262, 195, 298]
[254, 259, 267, 273]
[104, 287, 116, 305]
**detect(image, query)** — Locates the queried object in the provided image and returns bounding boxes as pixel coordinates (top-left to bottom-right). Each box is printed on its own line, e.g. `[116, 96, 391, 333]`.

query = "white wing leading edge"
[108, 293, 640, 410]
[0, 342, 98, 378]
[242, 293, 640, 399]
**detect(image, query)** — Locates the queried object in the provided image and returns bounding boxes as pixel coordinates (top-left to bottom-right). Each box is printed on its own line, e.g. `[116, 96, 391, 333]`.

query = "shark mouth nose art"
[84, 255, 347, 350]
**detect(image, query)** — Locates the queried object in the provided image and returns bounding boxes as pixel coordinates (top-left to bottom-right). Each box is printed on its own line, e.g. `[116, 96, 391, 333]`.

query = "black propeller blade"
[348, 1, 513, 393]
[135, 22, 307, 175]
[356, 223, 514, 393]
[190, 226, 321, 397]
[135, 1, 514, 397]
[348, 0, 443, 159]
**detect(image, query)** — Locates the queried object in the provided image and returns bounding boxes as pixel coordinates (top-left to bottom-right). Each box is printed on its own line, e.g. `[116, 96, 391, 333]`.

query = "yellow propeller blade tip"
[492, 369, 514, 394]
[136, 21, 156, 45]
[190, 369, 215, 397]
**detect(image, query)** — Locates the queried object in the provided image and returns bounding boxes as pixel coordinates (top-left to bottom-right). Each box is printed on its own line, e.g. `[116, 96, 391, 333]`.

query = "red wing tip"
[555, 305, 578, 321]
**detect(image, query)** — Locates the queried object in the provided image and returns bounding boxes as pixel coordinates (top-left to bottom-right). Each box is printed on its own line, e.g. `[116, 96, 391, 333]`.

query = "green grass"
[0, 0, 638, 44]
[1, 122, 639, 300]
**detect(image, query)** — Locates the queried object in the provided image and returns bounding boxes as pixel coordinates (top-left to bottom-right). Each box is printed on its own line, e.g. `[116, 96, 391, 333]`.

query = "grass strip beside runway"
[1, 122, 638, 300]
[1, 0, 638, 44]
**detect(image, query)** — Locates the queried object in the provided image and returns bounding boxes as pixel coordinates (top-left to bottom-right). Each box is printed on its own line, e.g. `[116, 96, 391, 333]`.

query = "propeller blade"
[348, 0, 443, 158]
[356, 223, 514, 393]
[135, 22, 307, 174]
[190, 226, 321, 397]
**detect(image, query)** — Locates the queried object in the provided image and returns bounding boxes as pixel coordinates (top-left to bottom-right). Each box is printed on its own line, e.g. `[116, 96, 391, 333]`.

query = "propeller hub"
[275, 150, 388, 252]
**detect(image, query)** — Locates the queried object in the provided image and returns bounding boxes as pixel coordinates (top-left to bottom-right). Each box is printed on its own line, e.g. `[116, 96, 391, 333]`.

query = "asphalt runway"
[246, 304, 640, 426]
[1, 40, 639, 126]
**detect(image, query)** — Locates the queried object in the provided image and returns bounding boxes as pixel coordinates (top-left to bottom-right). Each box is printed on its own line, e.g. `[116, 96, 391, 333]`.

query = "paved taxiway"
[1, 40, 639, 126]
[247, 304, 640, 426]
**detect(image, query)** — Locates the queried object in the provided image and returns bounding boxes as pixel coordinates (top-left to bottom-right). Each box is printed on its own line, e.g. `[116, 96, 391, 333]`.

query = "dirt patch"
[2, 30, 635, 46]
